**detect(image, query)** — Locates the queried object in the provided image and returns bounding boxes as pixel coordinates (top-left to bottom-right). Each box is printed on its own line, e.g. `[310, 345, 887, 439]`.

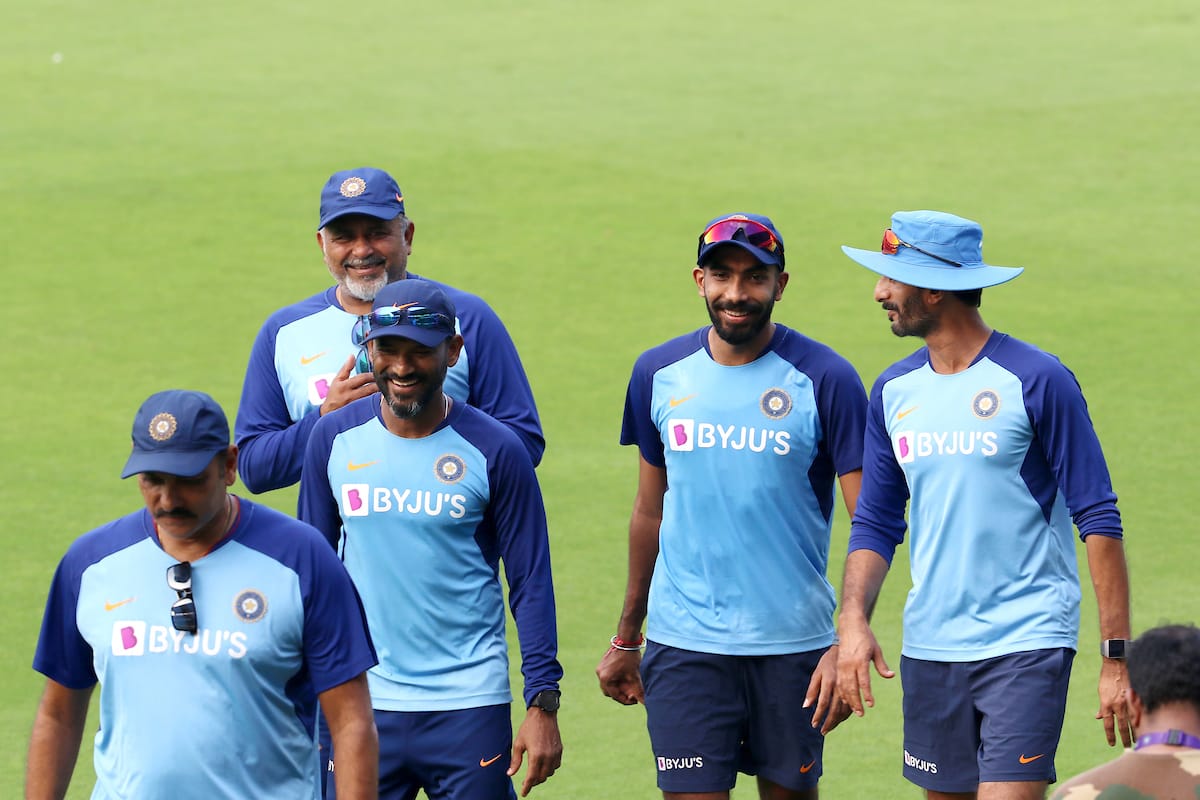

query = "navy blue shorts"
[326, 704, 517, 800]
[641, 641, 827, 794]
[900, 648, 1075, 792]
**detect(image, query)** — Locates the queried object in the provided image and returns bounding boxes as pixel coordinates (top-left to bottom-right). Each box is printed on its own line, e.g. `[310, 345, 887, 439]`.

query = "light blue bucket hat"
[841, 210, 1023, 290]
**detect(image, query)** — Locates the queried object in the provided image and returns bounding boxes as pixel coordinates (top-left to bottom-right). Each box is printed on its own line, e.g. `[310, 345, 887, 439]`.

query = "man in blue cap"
[299, 279, 562, 799]
[596, 214, 867, 799]
[235, 167, 544, 496]
[27, 390, 378, 799]
[835, 211, 1133, 800]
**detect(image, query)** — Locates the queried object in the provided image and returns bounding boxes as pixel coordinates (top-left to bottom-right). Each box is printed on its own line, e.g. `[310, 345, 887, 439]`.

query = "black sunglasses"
[166, 561, 198, 635]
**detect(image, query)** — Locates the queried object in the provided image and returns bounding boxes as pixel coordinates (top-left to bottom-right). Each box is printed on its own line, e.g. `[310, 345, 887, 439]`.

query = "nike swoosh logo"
[347, 460, 378, 472]
[105, 598, 134, 611]
[669, 394, 696, 408]
[479, 754, 503, 768]
[1019, 753, 1045, 764]
[896, 405, 919, 420]
[799, 760, 816, 773]
[301, 352, 328, 365]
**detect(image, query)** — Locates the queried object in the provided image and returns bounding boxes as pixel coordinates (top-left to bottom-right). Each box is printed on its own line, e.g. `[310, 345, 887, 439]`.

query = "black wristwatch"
[1101, 639, 1131, 659]
[529, 689, 561, 713]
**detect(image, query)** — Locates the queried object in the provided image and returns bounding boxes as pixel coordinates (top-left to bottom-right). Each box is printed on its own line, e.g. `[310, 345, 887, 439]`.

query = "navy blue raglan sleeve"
[451, 289, 546, 467]
[236, 314, 323, 494]
[479, 429, 561, 704]
[848, 372, 911, 563]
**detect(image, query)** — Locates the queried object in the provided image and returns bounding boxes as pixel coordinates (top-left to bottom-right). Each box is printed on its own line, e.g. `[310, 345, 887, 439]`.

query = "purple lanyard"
[1134, 729, 1200, 750]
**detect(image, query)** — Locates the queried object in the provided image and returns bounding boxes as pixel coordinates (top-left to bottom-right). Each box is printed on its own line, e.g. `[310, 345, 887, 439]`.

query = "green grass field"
[3, 1, 1198, 796]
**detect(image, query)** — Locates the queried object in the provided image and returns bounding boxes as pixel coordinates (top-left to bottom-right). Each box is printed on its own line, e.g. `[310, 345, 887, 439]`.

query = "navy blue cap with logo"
[318, 167, 406, 230]
[121, 390, 230, 478]
[361, 279, 458, 348]
[697, 213, 786, 268]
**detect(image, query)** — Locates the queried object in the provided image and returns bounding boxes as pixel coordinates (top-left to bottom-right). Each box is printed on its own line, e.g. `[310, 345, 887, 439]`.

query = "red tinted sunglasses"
[699, 217, 784, 266]
[881, 229, 963, 267]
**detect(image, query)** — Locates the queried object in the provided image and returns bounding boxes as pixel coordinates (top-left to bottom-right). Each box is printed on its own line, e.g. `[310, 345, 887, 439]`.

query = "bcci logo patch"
[148, 412, 177, 441]
[760, 388, 792, 419]
[972, 390, 1000, 419]
[434, 454, 466, 484]
[233, 590, 267, 623]
[339, 176, 367, 197]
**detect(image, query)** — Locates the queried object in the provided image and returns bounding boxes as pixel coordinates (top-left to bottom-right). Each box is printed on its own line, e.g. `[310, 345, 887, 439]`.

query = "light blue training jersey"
[298, 397, 561, 711]
[33, 500, 376, 800]
[235, 275, 544, 493]
[622, 325, 867, 656]
[850, 331, 1123, 661]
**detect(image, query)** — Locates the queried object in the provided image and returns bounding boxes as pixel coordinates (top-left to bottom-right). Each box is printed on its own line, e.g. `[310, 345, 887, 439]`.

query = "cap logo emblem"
[339, 177, 367, 198]
[148, 412, 177, 441]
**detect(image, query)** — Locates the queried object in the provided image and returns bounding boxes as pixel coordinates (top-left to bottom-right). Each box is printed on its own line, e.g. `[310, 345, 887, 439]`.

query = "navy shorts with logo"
[900, 648, 1075, 792]
[641, 640, 828, 794]
[326, 704, 517, 800]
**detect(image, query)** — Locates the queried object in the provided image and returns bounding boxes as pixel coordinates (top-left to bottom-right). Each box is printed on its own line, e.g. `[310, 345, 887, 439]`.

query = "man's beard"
[887, 293, 938, 338]
[342, 271, 389, 302]
[706, 298, 774, 346]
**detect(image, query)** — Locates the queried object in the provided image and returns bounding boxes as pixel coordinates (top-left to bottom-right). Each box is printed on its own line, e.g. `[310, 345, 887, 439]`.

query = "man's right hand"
[836, 617, 894, 717]
[596, 647, 644, 706]
[320, 354, 380, 415]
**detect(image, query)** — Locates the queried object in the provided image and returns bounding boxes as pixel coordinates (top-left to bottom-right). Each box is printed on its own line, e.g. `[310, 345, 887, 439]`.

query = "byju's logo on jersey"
[111, 621, 249, 658]
[668, 419, 695, 451]
[893, 430, 999, 463]
[112, 621, 146, 655]
[342, 483, 369, 516]
[667, 418, 792, 456]
[657, 755, 704, 771]
[308, 374, 336, 405]
[339, 484, 468, 519]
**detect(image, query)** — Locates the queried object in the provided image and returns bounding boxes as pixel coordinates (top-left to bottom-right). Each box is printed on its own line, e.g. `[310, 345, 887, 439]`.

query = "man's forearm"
[1085, 534, 1131, 641]
[25, 683, 91, 800]
[839, 548, 891, 624]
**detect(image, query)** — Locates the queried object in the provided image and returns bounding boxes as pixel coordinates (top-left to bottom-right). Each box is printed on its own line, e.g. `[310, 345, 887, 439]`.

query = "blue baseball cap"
[121, 390, 230, 478]
[697, 213, 785, 268]
[318, 167, 406, 230]
[362, 279, 458, 348]
[841, 210, 1023, 290]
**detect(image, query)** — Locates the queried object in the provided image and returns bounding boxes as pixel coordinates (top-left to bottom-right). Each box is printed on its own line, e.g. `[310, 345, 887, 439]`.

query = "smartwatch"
[529, 689, 561, 713]
[1101, 639, 1131, 659]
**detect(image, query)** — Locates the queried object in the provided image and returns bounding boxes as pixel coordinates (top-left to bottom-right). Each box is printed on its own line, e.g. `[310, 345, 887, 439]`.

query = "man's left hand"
[805, 645, 853, 735]
[509, 706, 563, 796]
[1096, 658, 1134, 747]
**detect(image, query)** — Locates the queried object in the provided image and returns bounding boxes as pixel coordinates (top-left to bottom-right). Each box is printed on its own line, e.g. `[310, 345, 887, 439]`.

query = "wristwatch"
[529, 689, 561, 713]
[1101, 639, 1131, 659]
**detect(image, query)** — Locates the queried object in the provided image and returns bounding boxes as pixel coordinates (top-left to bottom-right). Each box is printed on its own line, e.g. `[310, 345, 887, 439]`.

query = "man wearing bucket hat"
[27, 390, 378, 799]
[299, 279, 562, 799]
[596, 214, 867, 798]
[235, 166, 544, 496]
[835, 211, 1132, 799]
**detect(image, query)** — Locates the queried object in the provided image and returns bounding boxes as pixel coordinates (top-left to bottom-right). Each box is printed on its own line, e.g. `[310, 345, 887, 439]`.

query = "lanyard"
[1134, 729, 1200, 750]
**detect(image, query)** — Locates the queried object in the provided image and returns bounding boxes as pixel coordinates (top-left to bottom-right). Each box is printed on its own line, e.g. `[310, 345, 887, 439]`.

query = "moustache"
[713, 302, 762, 314]
[155, 509, 196, 520]
[344, 256, 386, 269]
